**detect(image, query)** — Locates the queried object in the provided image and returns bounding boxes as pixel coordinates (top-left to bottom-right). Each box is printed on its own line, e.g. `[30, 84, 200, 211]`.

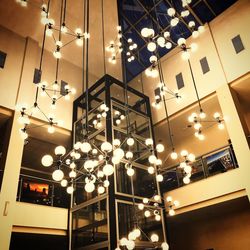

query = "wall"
[167, 197, 250, 250]
[13, 202, 68, 230]
[164, 168, 244, 209]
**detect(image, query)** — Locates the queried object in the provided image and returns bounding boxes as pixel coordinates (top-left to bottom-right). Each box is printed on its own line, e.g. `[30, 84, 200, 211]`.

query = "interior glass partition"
[71, 75, 165, 249]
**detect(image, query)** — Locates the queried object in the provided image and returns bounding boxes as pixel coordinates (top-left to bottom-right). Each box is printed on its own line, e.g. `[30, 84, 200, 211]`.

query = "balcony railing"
[160, 144, 238, 193]
[16, 173, 70, 208]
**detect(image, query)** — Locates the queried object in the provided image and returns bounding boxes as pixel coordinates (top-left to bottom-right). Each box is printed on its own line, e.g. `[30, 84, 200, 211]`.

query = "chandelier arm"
[63, 0, 67, 24]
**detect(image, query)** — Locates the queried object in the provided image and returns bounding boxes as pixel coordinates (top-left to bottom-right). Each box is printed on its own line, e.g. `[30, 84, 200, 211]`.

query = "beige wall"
[168, 198, 250, 250]
[165, 168, 244, 209]
[13, 202, 68, 230]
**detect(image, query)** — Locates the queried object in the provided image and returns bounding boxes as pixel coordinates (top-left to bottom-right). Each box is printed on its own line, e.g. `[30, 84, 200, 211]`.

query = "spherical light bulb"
[120, 237, 128, 246]
[169, 209, 175, 216]
[174, 200, 180, 207]
[145, 138, 153, 146]
[112, 156, 121, 165]
[46, 28, 53, 36]
[101, 141, 112, 152]
[155, 214, 161, 221]
[148, 154, 157, 164]
[69, 170, 77, 178]
[103, 180, 110, 187]
[156, 174, 163, 182]
[98, 186, 105, 194]
[81, 142, 92, 153]
[53, 50, 61, 59]
[180, 162, 187, 168]
[148, 166, 155, 174]
[156, 143, 164, 153]
[165, 42, 172, 49]
[190, 43, 198, 52]
[187, 153, 195, 162]
[154, 195, 161, 201]
[198, 134, 205, 140]
[194, 122, 202, 130]
[41, 155, 53, 167]
[133, 228, 141, 238]
[199, 111, 206, 119]
[198, 25, 205, 33]
[52, 169, 64, 181]
[183, 176, 190, 184]
[127, 168, 135, 177]
[218, 123, 225, 130]
[214, 112, 221, 119]
[67, 186, 74, 194]
[85, 182, 95, 193]
[61, 179, 68, 187]
[113, 148, 125, 160]
[84, 160, 95, 172]
[192, 30, 199, 38]
[55, 146, 66, 156]
[171, 17, 179, 27]
[70, 162, 76, 169]
[155, 159, 162, 166]
[48, 125, 55, 134]
[157, 36, 165, 47]
[150, 234, 159, 242]
[103, 164, 114, 176]
[161, 243, 169, 250]
[167, 8, 176, 16]
[97, 170, 104, 178]
[181, 150, 188, 157]
[126, 240, 135, 250]
[138, 203, 144, 210]
[171, 151, 178, 160]
[149, 55, 158, 63]
[181, 51, 190, 60]
[141, 27, 149, 37]
[144, 210, 151, 217]
[76, 38, 83, 46]
[127, 137, 135, 146]
[128, 232, 136, 241]
[147, 42, 156, 52]
[184, 165, 192, 174]
[126, 151, 133, 159]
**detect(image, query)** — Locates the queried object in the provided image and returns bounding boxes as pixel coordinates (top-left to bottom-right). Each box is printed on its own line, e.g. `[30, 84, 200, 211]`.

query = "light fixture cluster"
[114, 110, 126, 126]
[188, 111, 225, 141]
[106, 26, 123, 64]
[152, 82, 181, 109]
[41, 136, 126, 194]
[177, 150, 195, 184]
[140, 0, 204, 78]
[16, 103, 61, 140]
[92, 103, 110, 129]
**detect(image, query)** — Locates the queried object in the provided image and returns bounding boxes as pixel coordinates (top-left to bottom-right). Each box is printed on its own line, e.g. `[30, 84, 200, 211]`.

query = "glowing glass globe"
[127, 137, 135, 146]
[144, 210, 151, 217]
[103, 180, 110, 187]
[52, 169, 64, 181]
[147, 42, 156, 52]
[127, 168, 135, 177]
[148, 166, 155, 174]
[120, 237, 128, 246]
[156, 143, 164, 153]
[133, 228, 141, 237]
[113, 139, 121, 147]
[138, 203, 144, 210]
[148, 154, 157, 164]
[98, 186, 105, 194]
[67, 186, 74, 194]
[143, 198, 149, 204]
[101, 141, 112, 152]
[103, 164, 114, 176]
[69, 170, 77, 178]
[41, 155, 53, 167]
[60, 179, 68, 187]
[81, 142, 92, 153]
[169, 209, 175, 216]
[55, 146, 66, 156]
[156, 174, 163, 182]
[183, 176, 191, 184]
[85, 182, 95, 193]
[171, 151, 178, 160]
[145, 138, 153, 146]
[161, 242, 169, 250]
[113, 148, 125, 160]
[150, 234, 159, 242]
[126, 151, 133, 159]
[167, 7, 176, 16]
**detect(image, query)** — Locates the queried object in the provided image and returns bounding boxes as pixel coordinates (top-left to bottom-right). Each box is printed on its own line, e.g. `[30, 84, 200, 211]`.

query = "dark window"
[200, 57, 210, 74]
[176, 73, 184, 89]
[232, 35, 244, 54]
[154, 87, 162, 101]
[0, 50, 7, 69]
[33, 68, 42, 84]
[60, 80, 68, 96]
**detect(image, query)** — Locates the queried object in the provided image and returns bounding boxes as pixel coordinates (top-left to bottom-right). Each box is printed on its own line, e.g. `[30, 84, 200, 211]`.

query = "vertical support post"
[105, 76, 117, 249]
[217, 84, 250, 200]
[0, 112, 24, 250]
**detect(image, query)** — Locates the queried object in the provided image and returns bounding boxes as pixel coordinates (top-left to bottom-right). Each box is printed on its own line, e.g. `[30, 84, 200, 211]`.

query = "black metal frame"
[71, 74, 165, 249]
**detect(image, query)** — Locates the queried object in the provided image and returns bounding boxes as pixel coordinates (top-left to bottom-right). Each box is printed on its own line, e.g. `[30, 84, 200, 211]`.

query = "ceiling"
[118, 0, 238, 81]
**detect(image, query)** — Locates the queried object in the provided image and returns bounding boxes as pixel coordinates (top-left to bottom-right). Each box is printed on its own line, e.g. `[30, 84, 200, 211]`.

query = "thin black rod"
[188, 59, 202, 111]
[85, 0, 90, 133]
[35, 0, 51, 104]
[101, 0, 106, 75]
[63, 0, 67, 24]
